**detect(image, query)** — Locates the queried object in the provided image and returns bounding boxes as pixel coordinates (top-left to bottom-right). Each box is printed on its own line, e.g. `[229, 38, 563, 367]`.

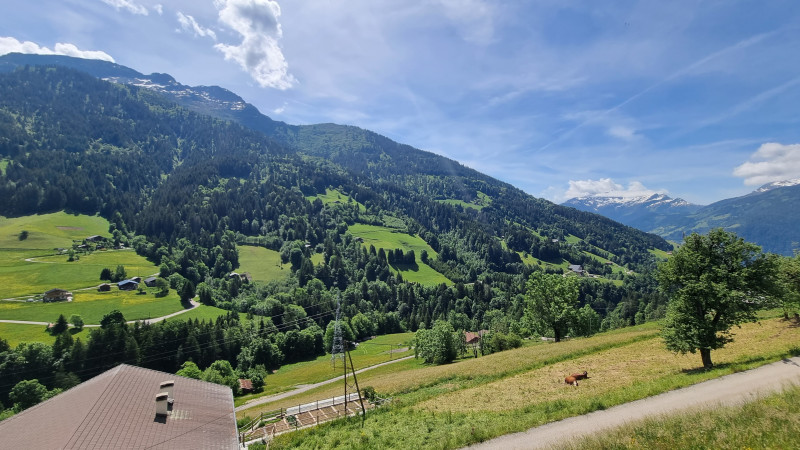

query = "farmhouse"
[85, 235, 104, 243]
[98, 283, 111, 292]
[43, 288, 72, 302]
[464, 330, 488, 345]
[117, 279, 139, 290]
[568, 264, 584, 275]
[144, 276, 158, 287]
[0, 364, 238, 449]
[239, 378, 253, 394]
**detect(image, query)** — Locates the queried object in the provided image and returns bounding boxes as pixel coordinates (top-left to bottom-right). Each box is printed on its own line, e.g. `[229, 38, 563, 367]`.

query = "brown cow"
[571, 371, 589, 380]
[564, 375, 579, 386]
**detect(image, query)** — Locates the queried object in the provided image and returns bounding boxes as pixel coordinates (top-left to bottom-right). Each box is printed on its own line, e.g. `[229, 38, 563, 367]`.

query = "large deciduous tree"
[658, 229, 778, 369]
[524, 271, 580, 342]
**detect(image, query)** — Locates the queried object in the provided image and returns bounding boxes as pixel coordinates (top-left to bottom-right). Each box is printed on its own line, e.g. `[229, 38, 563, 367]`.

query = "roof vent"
[160, 380, 174, 400]
[155, 392, 169, 416]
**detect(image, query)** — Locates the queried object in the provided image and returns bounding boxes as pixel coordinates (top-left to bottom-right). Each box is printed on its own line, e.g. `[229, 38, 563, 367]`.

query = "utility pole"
[331, 289, 344, 369]
[343, 341, 367, 427]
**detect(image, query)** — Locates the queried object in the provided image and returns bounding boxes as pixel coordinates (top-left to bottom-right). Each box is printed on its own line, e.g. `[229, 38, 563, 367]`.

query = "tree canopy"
[524, 271, 580, 342]
[658, 229, 778, 369]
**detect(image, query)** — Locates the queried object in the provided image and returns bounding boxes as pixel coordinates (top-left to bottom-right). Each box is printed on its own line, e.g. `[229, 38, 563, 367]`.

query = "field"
[564, 384, 800, 449]
[0, 322, 88, 347]
[237, 245, 289, 283]
[236, 332, 414, 407]
[306, 188, 365, 211]
[0, 212, 159, 298]
[0, 288, 185, 324]
[256, 317, 800, 449]
[436, 192, 492, 212]
[348, 224, 451, 285]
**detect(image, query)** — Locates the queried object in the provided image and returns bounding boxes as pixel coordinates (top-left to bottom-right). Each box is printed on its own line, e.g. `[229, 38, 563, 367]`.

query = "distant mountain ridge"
[564, 181, 800, 255]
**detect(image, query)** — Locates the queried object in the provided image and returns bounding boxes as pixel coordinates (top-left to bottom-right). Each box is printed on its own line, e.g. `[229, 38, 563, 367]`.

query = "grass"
[0, 212, 159, 298]
[562, 385, 800, 449]
[0, 322, 87, 347]
[348, 224, 450, 286]
[236, 333, 414, 407]
[262, 317, 800, 449]
[0, 158, 9, 176]
[306, 188, 365, 211]
[237, 245, 289, 283]
[436, 192, 492, 212]
[0, 288, 185, 324]
[167, 304, 242, 322]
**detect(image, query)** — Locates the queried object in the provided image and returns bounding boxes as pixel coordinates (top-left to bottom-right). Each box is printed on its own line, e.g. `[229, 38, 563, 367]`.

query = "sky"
[2, 0, 800, 205]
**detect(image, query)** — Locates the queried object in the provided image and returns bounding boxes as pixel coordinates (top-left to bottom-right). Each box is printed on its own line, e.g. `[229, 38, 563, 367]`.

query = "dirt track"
[467, 356, 800, 449]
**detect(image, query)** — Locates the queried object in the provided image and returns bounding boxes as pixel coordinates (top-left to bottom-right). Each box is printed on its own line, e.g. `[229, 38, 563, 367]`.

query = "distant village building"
[144, 276, 158, 287]
[43, 288, 72, 302]
[117, 279, 139, 290]
[464, 330, 488, 346]
[568, 264, 585, 275]
[85, 235, 104, 243]
[0, 364, 238, 449]
[238, 379, 253, 394]
[98, 283, 111, 292]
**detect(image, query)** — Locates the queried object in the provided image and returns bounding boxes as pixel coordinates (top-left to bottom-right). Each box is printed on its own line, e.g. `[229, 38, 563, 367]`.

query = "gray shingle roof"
[0, 364, 237, 449]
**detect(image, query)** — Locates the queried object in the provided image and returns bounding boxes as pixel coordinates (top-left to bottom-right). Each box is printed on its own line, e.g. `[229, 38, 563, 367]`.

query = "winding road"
[0, 300, 200, 328]
[466, 356, 800, 449]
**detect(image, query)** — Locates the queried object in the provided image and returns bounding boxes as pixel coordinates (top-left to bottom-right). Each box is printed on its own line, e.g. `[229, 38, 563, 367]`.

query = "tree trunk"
[700, 348, 713, 369]
[554, 328, 561, 343]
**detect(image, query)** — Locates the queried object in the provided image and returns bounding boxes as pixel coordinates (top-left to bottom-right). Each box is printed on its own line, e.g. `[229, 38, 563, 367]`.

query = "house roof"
[238, 378, 253, 391]
[0, 364, 237, 449]
[464, 330, 488, 344]
[117, 279, 139, 286]
[45, 288, 69, 294]
[568, 264, 583, 272]
[144, 276, 157, 282]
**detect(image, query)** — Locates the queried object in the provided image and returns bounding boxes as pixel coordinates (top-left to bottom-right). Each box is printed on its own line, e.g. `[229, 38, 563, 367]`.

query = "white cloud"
[213, 0, 295, 90]
[607, 125, 639, 141]
[154, 4, 163, 15]
[565, 178, 664, 200]
[177, 12, 217, 41]
[0, 37, 114, 62]
[733, 142, 800, 186]
[100, 0, 148, 16]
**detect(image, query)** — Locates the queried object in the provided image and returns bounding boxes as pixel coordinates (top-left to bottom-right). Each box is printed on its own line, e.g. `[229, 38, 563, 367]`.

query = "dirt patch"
[56, 226, 83, 230]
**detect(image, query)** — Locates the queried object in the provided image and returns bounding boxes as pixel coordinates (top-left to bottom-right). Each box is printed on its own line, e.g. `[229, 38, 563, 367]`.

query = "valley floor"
[466, 356, 800, 449]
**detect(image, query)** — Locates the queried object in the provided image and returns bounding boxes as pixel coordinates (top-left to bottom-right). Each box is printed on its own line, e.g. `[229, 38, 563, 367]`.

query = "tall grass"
[562, 385, 800, 449]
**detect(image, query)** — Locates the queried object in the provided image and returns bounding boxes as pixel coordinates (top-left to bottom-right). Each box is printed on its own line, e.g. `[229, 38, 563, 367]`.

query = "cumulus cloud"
[154, 4, 163, 15]
[0, 37, 114, 62]
[177, 12, 217, 40]
[101, 0, 148, 16]
[733, 142, 800, 186]
[565, 178, 664, 200]
[213, 0, 295, 90]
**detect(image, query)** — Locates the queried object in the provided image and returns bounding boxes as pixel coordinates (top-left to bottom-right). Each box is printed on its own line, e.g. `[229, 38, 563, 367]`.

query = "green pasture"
[0, 158, 9, 176]
[436, 191, 491, 212]
[306, 188, 365, 211]
[0, 322, 88, 347]
[169, 305, 245, 322]
[348, 224, 450, 285]
[0, 212, 109, 250]
[237, 245, 289, 283]
[236, 332, 414, 407]
[257, 318, 800, 449]
[0, 288, 185, 324]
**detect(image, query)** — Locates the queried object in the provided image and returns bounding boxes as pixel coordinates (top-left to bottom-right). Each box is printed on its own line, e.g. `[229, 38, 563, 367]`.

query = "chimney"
[155, 392, 169, 416]
[160, 380, 175, 400]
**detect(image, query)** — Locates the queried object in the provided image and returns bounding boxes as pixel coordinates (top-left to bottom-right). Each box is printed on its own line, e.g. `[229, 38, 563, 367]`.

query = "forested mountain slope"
[0, 64, 671, 340]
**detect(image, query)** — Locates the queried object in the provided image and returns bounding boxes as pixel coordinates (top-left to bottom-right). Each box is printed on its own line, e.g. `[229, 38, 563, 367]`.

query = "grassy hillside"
[0, 212, 158, 298]
[237, 245, 289, 283]
[248, 316, 800, 449]
[348, 224, 451, 285]
[566, 385, 800, 449]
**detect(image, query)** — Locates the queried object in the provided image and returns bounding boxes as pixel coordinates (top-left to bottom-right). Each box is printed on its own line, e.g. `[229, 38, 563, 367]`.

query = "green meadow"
[306, 188, 365, 211]
[0, 288, 185, 324]
[236, 332, 414, 408]
[250, 317, 800, 449]
[0, 322, 88, 347]
[347, 224, 451, 285]
[237, 245, 290, 283]
[0, 212, 158, 298]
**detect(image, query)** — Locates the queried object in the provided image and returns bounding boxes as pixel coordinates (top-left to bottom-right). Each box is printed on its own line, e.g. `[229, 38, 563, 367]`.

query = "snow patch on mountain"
[753, 178, 800, 194]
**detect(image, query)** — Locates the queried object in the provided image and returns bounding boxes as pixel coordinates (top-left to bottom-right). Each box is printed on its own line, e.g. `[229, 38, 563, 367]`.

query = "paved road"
[236, 355, 415, 412]
[0, 299, 200, 328]
[467, 356, 800, 449]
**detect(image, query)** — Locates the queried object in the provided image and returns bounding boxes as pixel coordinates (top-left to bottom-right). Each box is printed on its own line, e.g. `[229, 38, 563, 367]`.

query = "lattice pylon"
[330, 292, 345, 369]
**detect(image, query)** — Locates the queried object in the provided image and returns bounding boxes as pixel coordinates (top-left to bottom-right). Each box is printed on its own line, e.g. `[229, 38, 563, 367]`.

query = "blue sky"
[2, 0, 800, 205]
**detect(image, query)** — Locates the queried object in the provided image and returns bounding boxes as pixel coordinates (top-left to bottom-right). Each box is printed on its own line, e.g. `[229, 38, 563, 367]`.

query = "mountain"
[0, 59, 675, 339]
[650, 182, 800, 255]
[563, 193, 701, 232]
[564, 181, 800, 255]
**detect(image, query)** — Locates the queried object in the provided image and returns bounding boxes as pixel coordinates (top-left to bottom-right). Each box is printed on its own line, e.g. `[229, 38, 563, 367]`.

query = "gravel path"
[467, 356, 800, 450]
[236, 355, 416, 412]
[0, 299, 199, 328]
